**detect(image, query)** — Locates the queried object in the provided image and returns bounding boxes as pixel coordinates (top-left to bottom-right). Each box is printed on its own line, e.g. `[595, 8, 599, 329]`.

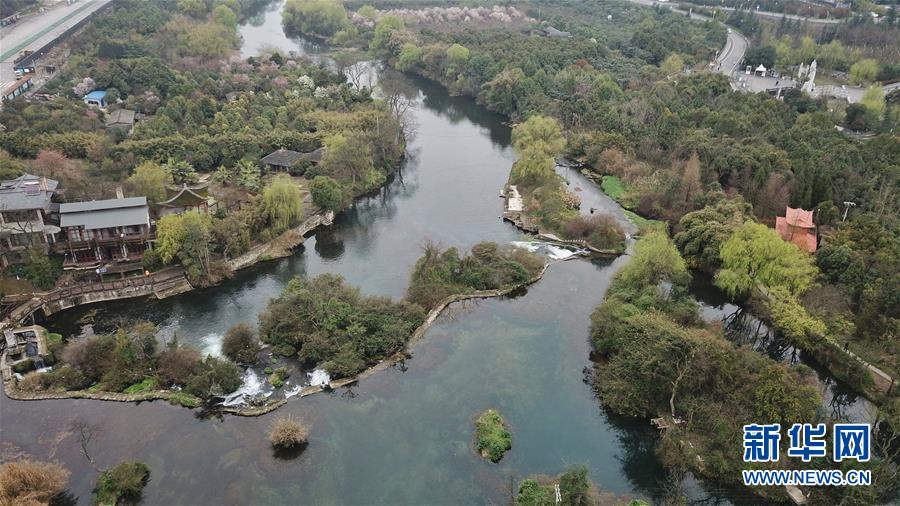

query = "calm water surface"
[0, 3, 864, 505]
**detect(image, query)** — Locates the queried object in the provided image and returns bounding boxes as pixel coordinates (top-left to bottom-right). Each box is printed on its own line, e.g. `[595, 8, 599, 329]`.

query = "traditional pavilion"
[775, 207, 817, 253]
[157, 182, 210, 217]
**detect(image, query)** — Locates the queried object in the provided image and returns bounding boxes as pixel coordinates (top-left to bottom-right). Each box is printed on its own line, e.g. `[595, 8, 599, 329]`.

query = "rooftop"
[261, 148, 303, 167]
[60, 197, 149, 230]
[776, 207, 817, 253]
[105, 108, 136, 127]
[83, 90, 108, 100]
[2, 75, 32, 95]
[0, 174, 58, 212]
[543, 26, 571, 37]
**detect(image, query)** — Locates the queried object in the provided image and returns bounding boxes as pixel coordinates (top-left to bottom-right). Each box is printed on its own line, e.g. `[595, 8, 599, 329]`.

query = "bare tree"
[70, 419, 102, 472]
[384, 91, 418, 143]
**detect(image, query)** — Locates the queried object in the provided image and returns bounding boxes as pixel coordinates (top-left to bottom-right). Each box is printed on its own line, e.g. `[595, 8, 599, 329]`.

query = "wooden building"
[57, 197, 153, 268]
[0, 174, 60, 267]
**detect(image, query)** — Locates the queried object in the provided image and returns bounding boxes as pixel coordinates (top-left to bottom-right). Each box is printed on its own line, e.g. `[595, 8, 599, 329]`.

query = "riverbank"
[745, 295, 895, 401]
[3, 258, 559, 417]
[0, 209, 336, 329]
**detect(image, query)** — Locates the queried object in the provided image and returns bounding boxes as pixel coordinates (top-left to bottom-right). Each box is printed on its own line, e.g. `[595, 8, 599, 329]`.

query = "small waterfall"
[511, 241, 584, 260]
[200, 333, 224, 358]
[307, 368, 330, 386]
[221, 368, 271, 407]
[283, 382, 303, 399]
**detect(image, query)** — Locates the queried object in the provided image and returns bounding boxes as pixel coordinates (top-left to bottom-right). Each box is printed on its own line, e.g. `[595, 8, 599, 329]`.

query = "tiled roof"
[0, 174, 58, 211]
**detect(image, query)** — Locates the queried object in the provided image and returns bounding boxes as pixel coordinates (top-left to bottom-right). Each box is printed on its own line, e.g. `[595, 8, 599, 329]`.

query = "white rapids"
[307, 368, 331, 386]
[511, 241, 584, 260]
[221, 368, 271, 407]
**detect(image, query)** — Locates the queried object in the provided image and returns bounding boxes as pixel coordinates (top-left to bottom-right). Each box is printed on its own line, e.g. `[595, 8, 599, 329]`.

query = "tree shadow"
[272, 442, 309, 461]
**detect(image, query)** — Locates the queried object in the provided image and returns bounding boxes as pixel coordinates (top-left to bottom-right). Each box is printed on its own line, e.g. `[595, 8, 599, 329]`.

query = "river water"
[0, 2, 870, 504]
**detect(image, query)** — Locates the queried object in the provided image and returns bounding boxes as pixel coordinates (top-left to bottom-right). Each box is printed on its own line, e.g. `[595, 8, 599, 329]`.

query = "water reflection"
[690, 272, 873, 423]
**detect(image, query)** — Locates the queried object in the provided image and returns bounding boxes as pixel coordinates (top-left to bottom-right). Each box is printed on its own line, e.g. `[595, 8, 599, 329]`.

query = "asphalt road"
[681, 2, 843, 24]
[0, 0, 113, 82]
[711, 29, 749, 77]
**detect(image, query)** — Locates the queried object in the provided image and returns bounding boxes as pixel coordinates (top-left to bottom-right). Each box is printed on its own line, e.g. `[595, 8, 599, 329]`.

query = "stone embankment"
[227, 211, 334, 271]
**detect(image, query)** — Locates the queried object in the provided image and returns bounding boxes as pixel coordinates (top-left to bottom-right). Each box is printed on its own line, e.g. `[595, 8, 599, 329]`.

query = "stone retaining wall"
[227, 211, 334, 272]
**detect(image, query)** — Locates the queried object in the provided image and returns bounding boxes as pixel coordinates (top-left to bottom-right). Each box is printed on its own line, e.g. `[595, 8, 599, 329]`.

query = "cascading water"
[510, 241, 585, 261]
[307, 368, 330, 387]
[221, 368, 271, 407]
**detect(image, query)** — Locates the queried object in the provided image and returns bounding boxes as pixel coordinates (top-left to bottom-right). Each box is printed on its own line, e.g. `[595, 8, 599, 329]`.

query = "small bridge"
[1, 268, 192, 325]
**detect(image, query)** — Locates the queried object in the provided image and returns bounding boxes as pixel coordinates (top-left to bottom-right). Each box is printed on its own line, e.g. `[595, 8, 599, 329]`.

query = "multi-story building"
[57, 196, 153, 268]
[0, 174, 60, 267]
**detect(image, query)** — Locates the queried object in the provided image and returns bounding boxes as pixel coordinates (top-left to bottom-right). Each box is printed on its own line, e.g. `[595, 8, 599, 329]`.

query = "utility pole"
[841, 201, 856, 222]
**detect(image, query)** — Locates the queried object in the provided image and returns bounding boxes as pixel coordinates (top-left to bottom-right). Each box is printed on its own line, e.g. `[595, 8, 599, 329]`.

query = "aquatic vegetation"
[123, 378, 157, 394]
[474, 409, 511, 462]
[93, 461, 150, 506]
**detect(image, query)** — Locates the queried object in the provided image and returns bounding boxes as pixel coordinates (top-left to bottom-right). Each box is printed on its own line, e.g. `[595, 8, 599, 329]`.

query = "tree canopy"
[716, 222, 818, 298]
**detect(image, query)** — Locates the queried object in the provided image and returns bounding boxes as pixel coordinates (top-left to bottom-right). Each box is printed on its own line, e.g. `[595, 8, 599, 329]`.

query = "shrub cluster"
[17, 323, 241, 402]
[407, 242, 544, 308]
[259, 274, 426, 378]
[474, 409, 511, 463]
[93, 461, 150, 506]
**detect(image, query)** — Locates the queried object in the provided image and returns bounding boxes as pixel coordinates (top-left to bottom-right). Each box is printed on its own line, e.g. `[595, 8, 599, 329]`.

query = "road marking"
[0, 0, 99, 62]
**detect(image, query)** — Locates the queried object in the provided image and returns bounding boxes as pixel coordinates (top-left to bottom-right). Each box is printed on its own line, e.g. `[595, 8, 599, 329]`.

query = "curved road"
[624, 0, 899, 101]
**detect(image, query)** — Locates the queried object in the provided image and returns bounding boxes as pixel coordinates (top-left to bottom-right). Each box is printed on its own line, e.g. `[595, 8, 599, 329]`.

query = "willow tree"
[263, 175, 303, 234]
[716, 222, 817, 298]
[510, 115, 566, 184]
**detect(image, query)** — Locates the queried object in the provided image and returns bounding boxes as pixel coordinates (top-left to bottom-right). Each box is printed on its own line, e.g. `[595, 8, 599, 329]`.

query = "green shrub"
[93, 461, 150, 506]
[309, 175, 344, 211]
[141, 249, 163, 272]
[516, 479, 553, 506]
[269, 367, 290, 388]
[259, 274, 425, 377]
[165, 391, 200, 408]
[475, 409, 511, 462]
[123, 377, 157, 394]
[12, 359, 35, 374]
[272, 344, 296, 357]
[222, 322, 261, 364]
[406, 242, 544, 308]
[184, 356, 242, 399]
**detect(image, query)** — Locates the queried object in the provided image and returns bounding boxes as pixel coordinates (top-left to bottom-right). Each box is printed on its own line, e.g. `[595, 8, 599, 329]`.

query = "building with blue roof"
[83, 89, 108, 108]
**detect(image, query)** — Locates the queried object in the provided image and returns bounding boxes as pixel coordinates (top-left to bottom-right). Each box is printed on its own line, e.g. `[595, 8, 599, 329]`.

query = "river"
[0, 2, 870, 504]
